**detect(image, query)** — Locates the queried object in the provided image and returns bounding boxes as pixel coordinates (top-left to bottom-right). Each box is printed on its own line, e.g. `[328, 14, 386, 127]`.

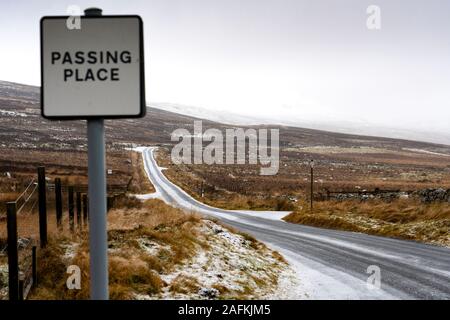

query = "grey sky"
[1, 0, 449, 139]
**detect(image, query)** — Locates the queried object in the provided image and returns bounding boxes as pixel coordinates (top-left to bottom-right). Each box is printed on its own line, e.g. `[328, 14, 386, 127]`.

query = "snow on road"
[233, 210, 289, 221]
[265, 243, 401, 300]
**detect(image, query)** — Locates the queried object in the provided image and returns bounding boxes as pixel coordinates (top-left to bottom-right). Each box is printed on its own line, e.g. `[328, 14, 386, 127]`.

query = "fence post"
[32, 246, 37, 287]
[82, 194, 88, 226]
[107, 196, 113, 212]
[55, 178, 62, 229]
[68, 186, 74, 232]
[38, 166, 47, 247]
[76, 191, 82, 230]
[6, 202, 19, 301]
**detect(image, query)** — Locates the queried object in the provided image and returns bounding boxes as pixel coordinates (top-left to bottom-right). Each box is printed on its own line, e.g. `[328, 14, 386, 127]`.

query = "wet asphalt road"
[142, 147, 450, 299]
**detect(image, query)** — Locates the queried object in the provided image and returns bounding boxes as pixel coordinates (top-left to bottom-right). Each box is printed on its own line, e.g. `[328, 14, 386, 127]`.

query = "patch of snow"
[137, 220, 294, 299]
[133, 192, 161, 200]
[231, 210, 289, 221]
[61, 242, 78, 261]
[0, 109, 27, 117]
[132, 146, 148, 153]
[403, 148, 450, 157]
[262, 263, 306, 300]
[291, 146, 393, 154]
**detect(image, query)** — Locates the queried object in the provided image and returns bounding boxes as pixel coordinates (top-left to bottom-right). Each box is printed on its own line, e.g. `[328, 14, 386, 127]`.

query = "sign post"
[86, 6, 108, 300]
[87, 116, 107, 299]
[40, 7, 145, 299]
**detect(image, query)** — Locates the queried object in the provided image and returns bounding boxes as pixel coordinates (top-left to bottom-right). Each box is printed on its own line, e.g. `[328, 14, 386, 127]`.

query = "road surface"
[140, 147, 450, 299]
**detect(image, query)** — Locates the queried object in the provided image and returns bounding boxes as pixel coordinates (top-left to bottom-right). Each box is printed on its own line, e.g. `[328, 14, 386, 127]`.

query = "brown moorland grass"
[155, 145, 450, 205]
[169, 274, 200, 294]
[283, 199, 450, 246]
[154, 148, 296, 211]
[197, 195, 296, 211]
[29, 199, 206, 300]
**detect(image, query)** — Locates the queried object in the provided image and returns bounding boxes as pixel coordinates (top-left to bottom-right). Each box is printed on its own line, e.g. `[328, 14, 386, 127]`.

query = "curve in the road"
[140, 147, 450, 300]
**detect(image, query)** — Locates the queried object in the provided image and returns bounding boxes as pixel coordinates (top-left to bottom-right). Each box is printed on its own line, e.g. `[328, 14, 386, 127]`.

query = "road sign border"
[40, 15, 146, 120]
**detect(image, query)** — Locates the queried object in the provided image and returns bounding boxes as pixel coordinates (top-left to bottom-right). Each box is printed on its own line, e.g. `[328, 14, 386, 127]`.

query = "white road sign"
[40, 15, 145, 119]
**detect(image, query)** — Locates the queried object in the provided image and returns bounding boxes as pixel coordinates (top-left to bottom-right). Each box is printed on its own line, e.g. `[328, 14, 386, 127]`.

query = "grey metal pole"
[85, 7, 108, 300]
[87, 119, 108, 299]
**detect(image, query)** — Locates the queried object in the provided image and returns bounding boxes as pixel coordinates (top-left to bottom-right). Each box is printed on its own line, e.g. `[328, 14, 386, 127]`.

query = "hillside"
[1, 80, 450, 153]
[2, 79, 450, 199]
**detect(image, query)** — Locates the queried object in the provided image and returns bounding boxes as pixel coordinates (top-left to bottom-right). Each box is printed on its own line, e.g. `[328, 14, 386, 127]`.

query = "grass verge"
[283, 199, 450, 246]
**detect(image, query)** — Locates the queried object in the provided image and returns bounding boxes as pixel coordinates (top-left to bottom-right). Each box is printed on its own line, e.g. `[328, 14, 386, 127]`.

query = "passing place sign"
[40, 15, 145, 119]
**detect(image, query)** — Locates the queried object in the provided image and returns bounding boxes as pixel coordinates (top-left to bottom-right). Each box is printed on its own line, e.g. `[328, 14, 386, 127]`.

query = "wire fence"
[1, 166, 126, 300]
[0, 179, 40, 244]
[17, 183, 38, 214]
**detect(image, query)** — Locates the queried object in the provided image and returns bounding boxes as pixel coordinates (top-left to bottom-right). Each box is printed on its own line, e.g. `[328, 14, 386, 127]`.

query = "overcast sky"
[1, 0, 449, 138]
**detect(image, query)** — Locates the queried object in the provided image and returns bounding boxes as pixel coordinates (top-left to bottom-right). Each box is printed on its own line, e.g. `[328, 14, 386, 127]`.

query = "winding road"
[140, 147, 450, 300]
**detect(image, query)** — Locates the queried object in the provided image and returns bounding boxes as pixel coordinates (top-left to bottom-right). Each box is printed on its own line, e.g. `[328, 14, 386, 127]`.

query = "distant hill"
[1, 80, 449, 155]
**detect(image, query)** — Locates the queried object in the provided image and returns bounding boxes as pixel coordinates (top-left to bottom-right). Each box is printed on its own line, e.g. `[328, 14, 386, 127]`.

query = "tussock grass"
[29, 236, 81, 300]
[202, 196, 296, 211]
[30, 199, 204, 300]
[169, 275, 200, 294]
[112, 194, 143, 209]
[285, 199, 450, 224]
[108, 199, 201, 231]
[284, 199, 450, 246]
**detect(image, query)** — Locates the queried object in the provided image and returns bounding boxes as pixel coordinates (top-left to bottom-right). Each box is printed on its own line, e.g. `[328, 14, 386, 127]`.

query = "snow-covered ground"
[135, 220, 306, 300]
[402, 148, 450, 157]
[134, 192, 161, 200]
[0, 109, 27, 117]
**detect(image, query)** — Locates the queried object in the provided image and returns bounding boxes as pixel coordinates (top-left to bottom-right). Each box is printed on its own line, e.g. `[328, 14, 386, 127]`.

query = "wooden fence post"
[38, 166, 47, 247]
[32, 246, 37, 287]
[6, 202, 19, 301]
[76, 191, 82, 230]
[107, 196, 113, 212]
[68, 186, 74, 232]
[82, 194, 88, 226]
[55, 178, 62, 229]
